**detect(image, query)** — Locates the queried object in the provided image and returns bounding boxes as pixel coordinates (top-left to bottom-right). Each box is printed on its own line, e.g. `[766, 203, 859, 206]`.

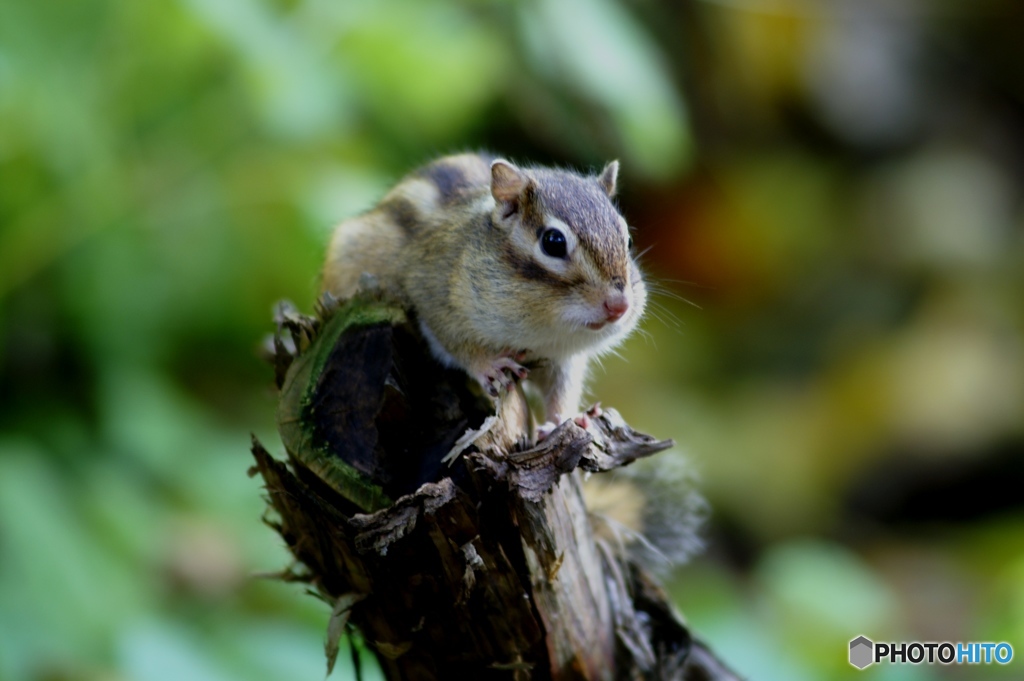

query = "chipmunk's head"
[489, 158, 647, 356]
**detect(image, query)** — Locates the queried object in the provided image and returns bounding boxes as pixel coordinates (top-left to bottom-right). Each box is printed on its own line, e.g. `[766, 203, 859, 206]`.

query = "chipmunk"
[321, 152, 647, 432]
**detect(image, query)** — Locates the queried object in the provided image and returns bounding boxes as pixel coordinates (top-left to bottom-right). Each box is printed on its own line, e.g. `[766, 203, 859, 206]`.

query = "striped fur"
[322, 153, 646, 426]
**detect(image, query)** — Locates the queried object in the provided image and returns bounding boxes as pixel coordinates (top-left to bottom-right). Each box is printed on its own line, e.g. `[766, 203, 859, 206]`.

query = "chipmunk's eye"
[627, 235, 634, 250]
[541, 228, 567, 259]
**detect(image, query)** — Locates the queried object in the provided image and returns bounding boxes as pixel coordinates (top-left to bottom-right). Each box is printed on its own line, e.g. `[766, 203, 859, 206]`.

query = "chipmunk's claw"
[474, 353, 528, 398]
[536, 406, 597, 442]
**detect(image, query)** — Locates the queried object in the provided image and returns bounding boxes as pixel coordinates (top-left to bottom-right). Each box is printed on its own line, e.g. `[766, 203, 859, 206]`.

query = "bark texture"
[251, 293, 741, 680]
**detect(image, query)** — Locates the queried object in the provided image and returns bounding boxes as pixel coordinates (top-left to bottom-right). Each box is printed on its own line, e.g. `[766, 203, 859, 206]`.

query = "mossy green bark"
[276, 296, 407, 512]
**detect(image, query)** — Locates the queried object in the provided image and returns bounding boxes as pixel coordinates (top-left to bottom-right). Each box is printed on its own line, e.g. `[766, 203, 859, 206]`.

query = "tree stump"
[250, 292, 740, 680]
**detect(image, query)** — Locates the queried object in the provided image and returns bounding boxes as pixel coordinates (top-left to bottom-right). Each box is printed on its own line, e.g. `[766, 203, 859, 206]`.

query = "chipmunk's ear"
[490, 160, 533, 208]
[597, 160, 619, 198]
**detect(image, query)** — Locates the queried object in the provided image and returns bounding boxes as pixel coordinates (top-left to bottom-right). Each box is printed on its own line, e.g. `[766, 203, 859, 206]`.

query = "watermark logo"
[849, 636, 873, 669]
[849, 636, 1013, 669]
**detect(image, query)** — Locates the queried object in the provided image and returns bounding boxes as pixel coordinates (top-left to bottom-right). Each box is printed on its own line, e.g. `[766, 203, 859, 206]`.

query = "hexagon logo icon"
[849, 636, 874, 669]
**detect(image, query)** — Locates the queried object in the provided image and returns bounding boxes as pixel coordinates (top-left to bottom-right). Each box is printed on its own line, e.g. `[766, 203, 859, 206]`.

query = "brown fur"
[322, 153, 646, 426]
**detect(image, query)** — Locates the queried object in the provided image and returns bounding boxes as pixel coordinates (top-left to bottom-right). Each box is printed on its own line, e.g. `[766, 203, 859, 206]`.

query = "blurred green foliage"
[2, 0, 1023, 680]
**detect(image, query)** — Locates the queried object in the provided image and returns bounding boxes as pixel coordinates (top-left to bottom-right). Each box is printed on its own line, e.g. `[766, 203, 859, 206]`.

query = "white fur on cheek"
[543, 273, 646, 358]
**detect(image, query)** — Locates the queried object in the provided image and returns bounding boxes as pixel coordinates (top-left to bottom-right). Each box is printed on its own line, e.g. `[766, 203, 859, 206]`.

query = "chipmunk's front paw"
[537, 404, 601, 441]
[473, 353, 528, 398]
[572, 403, 602, 430]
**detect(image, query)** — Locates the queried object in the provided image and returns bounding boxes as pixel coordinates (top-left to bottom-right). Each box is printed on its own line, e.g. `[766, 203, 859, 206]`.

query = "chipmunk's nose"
[603, 293, 629, 322]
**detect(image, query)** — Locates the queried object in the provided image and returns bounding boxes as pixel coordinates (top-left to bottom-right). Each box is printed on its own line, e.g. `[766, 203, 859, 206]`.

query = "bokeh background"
[2, 0, 1023, 679]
